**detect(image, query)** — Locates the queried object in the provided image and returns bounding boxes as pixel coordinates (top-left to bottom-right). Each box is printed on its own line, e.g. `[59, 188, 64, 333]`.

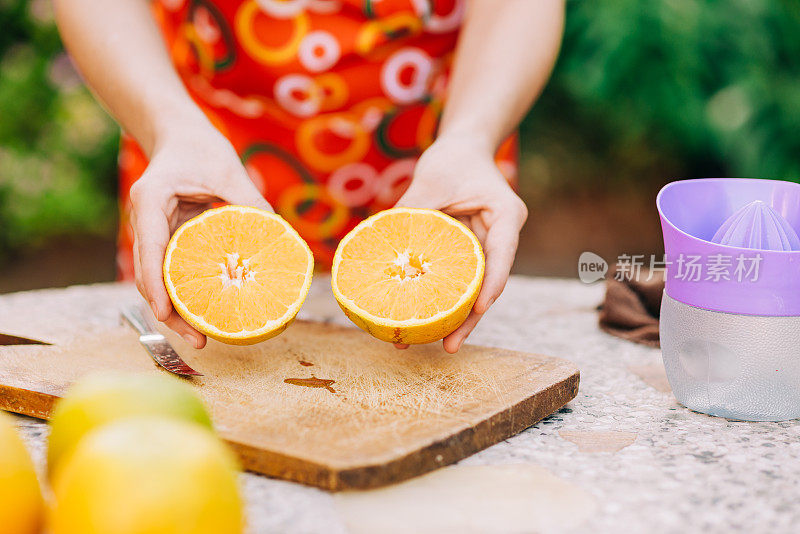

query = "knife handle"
[122, 305, 158, 336]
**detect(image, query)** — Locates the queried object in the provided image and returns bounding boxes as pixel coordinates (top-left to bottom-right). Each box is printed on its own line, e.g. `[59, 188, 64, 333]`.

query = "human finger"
[442, 310, 483, 353]
[161, 309, 206, 349]
[219, 169, 273, 211]
[130, 181, 174, 322]
[473, 206, 525, 314]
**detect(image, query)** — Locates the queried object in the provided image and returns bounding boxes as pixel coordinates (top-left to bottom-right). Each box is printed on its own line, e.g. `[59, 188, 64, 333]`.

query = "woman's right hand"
[54, 0, 271, 348]
[129, 115, 272, 349]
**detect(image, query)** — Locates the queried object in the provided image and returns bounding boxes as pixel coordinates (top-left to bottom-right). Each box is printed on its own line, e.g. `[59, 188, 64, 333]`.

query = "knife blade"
[121, 305, 202, 377]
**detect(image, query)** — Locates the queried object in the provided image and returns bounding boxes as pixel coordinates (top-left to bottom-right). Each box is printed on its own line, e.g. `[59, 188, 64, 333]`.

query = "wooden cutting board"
[0, 284, 579, 491]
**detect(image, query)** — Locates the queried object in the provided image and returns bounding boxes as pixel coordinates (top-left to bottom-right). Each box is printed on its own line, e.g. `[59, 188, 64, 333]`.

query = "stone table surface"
[6, 276, 799, 534]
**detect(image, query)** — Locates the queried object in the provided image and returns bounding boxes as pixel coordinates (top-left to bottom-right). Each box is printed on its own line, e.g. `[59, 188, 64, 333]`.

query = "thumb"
[221, 169, 273, 212]
[394, 182, 441, 210]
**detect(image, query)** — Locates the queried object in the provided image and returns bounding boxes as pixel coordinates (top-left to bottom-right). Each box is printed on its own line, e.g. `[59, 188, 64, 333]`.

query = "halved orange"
[331, 208, 484, 344]
[164, 206, 313, 344]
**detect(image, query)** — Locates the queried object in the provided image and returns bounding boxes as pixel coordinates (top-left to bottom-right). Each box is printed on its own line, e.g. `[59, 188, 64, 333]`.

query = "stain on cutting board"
[0, 333, 50, 346]
[284, 376, 336, 393]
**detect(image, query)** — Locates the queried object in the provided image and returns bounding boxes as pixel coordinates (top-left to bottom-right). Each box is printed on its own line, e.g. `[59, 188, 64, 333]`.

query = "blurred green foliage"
[0, 0, 798, 261]
[0, 0, 118, 259]
[523, 0, 800, 191]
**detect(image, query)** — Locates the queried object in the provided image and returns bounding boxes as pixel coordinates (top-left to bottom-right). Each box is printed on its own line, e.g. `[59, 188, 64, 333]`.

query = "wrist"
[436, 113, 503, 150]
[432, 130, 496, 156]
[147, 101, 213, 157]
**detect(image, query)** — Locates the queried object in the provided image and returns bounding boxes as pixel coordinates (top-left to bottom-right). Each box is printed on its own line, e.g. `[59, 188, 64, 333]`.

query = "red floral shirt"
[117, 0, 517, 278]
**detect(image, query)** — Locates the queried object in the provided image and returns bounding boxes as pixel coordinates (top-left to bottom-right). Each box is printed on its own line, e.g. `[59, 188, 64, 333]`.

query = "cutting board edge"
[333, 368, 579, 490]
[0, 383, 57, 420]
[1, 368, 579, 492]
[316, 357, 581, 469]
[242, 367, 581, 491]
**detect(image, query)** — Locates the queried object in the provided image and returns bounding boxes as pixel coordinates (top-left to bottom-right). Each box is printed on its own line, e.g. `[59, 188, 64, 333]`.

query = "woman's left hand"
[395, 134, 528, 353]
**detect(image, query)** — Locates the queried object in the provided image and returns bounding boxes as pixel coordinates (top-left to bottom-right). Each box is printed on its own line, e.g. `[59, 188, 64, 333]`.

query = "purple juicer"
[657, 178, 800, 421]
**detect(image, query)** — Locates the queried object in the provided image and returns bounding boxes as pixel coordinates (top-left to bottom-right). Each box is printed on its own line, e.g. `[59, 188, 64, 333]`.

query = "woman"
[54, 0, 564, 352]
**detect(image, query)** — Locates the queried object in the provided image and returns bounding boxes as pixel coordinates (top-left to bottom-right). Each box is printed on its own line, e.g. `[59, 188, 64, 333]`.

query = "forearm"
[54, 0, 205, 157]
[439, 0, 565, 149]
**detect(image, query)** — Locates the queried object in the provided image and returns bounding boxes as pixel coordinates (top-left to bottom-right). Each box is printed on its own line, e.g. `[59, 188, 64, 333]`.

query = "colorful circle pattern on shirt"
[117, 0, 517, 278]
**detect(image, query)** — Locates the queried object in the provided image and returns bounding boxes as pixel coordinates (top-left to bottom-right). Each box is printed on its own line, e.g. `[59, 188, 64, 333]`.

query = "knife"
[121, 305, 202, 377]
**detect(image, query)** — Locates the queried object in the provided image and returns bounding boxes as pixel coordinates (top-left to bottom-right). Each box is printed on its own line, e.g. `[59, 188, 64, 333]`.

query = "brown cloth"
[598, 270, 665, 348]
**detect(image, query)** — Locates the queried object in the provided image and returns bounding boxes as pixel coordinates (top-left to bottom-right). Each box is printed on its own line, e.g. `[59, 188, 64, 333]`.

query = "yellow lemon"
[164, 205, 314, 345]
[332, 208, 484, 344]
[47, 372, 212, 476]
[0, 411, 44, 534]
[49, 417, 243, 534]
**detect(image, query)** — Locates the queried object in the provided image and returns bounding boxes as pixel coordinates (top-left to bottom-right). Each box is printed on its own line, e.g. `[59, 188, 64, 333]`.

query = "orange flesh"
[334, 211, 479, 321]
[167, 210, 310, 334]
